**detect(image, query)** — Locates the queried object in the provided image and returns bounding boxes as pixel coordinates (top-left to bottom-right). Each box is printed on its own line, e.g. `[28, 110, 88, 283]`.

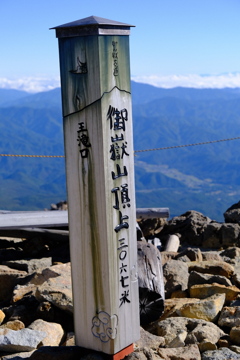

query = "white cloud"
[0, 73, 240, 93]
[0, 76, 60, 93]
[131, 73, 240, 89]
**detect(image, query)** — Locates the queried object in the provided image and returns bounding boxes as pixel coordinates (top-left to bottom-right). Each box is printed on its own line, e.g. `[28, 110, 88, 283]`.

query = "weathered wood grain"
[137, 242, 165, 325]
[57, 22, 140, 354]
[0, 211, 68, 229]
[0, 208, 169, 229]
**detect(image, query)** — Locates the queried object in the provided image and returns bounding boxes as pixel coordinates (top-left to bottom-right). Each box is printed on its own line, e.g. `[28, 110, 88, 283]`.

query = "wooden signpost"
[51, 16, 140, 357]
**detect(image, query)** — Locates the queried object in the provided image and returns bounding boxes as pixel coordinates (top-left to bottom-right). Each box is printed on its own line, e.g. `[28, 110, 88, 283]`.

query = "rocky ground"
[0, 202, 240, 359]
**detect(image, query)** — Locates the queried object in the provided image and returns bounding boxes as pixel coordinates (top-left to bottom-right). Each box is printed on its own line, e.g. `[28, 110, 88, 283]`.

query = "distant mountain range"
[1, 82, 240, 221]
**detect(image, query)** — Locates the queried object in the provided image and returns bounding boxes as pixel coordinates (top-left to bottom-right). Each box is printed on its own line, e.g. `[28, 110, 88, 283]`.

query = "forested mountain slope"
[1, 83, 240, 220]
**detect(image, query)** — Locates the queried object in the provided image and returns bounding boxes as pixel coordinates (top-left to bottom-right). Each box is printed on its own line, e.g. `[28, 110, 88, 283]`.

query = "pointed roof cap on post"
[51, 15, 135, 38]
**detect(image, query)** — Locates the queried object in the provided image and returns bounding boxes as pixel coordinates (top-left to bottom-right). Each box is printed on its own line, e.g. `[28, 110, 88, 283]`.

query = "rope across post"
[1, 135, 240, 158]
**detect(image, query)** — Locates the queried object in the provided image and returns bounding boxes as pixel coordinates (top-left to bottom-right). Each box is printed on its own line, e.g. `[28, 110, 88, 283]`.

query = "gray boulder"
[163, 260, 189, 298]
[176, 247, 203, 262]
[202, 222, 222, 248]
[0, 266, 27, 302]
[220, 223, 240, 248]
[224, 201, 240, 223]
[35, 263, 72, 314]
[160, 210, 211, 246]
[0, 328, 46, 353]
[160, 209, 240, 248]
[218, 306, 240, 327]
[230, 345, 240, 355]
[28, 319, 64, 347]
[188, 270, 232, 288]
[3, 258, 52, 274]
[202, 347, 240, 359]
[201, 222, 240, 248]
[158, 345, 201, 360]
[157, 317, 225, 349]
[135, 327, 165, 350]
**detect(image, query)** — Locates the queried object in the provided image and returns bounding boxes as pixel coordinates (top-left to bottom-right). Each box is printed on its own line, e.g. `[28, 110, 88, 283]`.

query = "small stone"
[176, 255, 191, 262]
[35, 263, 72, 314]
[176, 248, 203, 262]
[188, 271, 232, 288]
[0, 265, 27, 302]
[220, 247, 240, 259]
[224, 201, 240, 223]
[188, 320, 226, 349]
[12, 284, 37, 303]
[201, 347, 240, 360]
[202, 252, 223, 262]
[198, 341, 217, 353]
[163, 260, 189, 298]
[190, 283, 240, 302]
[159, 210, 211, 247]
[0, 328, 46, 352]
[230, 326, 240, 345]
[61, 332, 75, 346]
[157, 317, 189, 346]
[229, 345, 240, 354]
[218, 306, 240, 327]
[135, 327, 165, 350]
[217, 338, 231, 348]
[202, 222, 222, 248]
[160, 298, 200, 320]
[3, 258, 52, 274]
[220, 223, 240, 248]
[167, 329, 187, 347]
[157, 317, 225, 348]
[188, 261, 234, 278]
[160, 251, 177, 266]
[137, 218, 166, 238]
[158, 344, 201, 360]
[28, 319, 64, 347]
[232, 273, 240, 288]
[0, 320, 25, 331]
[177, 293, 226, 322]
[125, 351, 147, 360]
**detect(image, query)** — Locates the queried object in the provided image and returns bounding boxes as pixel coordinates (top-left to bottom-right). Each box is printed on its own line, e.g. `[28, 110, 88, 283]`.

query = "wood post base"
[76, 344, 134, 360]
[110, 344, 134, 360]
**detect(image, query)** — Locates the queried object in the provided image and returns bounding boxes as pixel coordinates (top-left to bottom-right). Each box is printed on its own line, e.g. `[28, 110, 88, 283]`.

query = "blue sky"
[1, 0, 240, 91]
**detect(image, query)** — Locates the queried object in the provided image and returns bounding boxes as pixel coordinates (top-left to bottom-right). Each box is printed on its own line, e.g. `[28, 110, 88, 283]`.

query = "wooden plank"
[136, 208, 169, 219]
[0, 228, 69, 241]
[0, 211, 68, 229]
[0, 207, 169, 229]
